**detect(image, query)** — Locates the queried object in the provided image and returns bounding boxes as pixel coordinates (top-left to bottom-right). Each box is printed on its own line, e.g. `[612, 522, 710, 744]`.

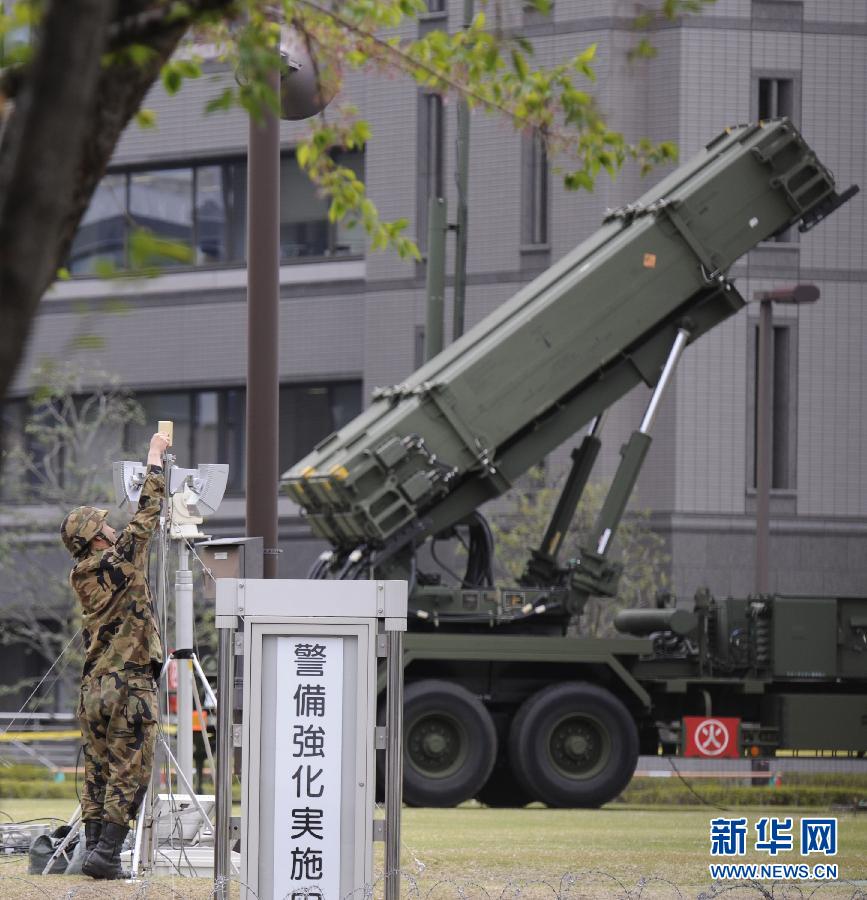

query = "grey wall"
[7, 0, 867, 604]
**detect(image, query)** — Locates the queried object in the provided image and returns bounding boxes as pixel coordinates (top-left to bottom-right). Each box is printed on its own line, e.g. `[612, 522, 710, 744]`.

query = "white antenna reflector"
[112, 461, 148, 509]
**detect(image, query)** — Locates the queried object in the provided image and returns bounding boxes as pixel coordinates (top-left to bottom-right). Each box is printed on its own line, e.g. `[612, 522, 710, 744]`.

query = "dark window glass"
[194, 391, 220, 463]
[522, 130, 549, 246]
[70, 153, 362, 276]
[280, 156, 331, 259]
[195, 164, 246, 265]
[757, 77, 797, 242]
[222, 389, 246, 492]
[278, 382, 362, 473]
[418, 93, 445, 250]
[128, 393, 193, 461]
[758, 77, 794, 120]
[329, 382, 363, 432]
[771, 326, 791, 490]
[68, 174, 128, 275]
[751, 323, 795, 491]
[414, 325, 426, 370]
[333, 151, 367, 257]
[424, 94, 445, 199]
[125, 382, 361, 496]
[130, 168, 194, 267]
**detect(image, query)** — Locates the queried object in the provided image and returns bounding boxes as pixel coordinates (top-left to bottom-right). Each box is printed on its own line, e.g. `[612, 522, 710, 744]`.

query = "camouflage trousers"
[77, 669, 158, 827]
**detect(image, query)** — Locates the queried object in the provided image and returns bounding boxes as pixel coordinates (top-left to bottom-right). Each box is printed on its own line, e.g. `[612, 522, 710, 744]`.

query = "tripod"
[131, 646, 221, 877]
[42, 649, 220, 879]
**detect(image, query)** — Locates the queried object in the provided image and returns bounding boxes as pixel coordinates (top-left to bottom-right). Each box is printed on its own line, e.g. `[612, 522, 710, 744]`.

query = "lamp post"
[245, 67, 281, 580]
[753, 283, 819, 594]
[245, 31, 338, 580]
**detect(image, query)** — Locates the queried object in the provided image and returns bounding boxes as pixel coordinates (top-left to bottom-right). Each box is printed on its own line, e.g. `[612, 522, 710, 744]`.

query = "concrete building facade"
[6, 0, 867, 613]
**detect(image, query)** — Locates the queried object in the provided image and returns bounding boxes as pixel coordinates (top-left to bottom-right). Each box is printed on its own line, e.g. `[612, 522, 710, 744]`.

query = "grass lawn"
[0, 799, 865, 897]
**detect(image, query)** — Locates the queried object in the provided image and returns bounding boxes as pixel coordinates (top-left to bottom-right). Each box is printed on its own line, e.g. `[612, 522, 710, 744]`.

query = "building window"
[69, 174, 130, 275]
[127, 390, 243, 490]
[758, 77, 794, 121]
[751, 1, 803, 27]
[522, 130, 549, 246]
[417, 93, 445, 251]
[426, 0, 446, 12]
[754, 74, 799, 241]
[127, 382, 362, 494]
[414, 325, 426, 370]
[748, 320, 797, 492]
[279, 382, 362, 474]
[69, 152, 364, 276]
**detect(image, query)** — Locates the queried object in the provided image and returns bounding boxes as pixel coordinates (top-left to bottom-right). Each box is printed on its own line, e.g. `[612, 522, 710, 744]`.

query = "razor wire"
[0, 868, 865, 900]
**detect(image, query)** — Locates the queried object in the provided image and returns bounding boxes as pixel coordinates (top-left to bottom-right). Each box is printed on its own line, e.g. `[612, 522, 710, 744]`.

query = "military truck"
[283, 119, 864, 808]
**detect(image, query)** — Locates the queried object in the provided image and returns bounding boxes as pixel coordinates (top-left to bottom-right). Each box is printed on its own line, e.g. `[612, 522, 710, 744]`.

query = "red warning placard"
[683, 716, 741, 758]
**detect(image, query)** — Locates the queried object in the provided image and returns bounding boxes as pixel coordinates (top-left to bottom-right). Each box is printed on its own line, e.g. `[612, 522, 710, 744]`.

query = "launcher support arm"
[567, 328, 691, 611]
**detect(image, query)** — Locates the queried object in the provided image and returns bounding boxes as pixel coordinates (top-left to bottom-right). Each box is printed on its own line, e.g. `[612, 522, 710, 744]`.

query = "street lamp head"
[279, 28, 340, 121]
[754, 283, 820, 305]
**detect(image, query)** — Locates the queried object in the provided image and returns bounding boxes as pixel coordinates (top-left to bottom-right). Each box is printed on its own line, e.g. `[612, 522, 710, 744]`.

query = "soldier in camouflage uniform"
[61, 432, 169, 879]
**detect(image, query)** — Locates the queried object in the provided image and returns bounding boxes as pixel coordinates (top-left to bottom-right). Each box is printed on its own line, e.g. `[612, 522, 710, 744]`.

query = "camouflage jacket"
[71, 466, 164, 679]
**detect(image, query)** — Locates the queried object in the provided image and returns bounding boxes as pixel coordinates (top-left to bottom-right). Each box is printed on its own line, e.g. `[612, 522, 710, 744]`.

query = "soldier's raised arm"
[112, 432, 170, 565]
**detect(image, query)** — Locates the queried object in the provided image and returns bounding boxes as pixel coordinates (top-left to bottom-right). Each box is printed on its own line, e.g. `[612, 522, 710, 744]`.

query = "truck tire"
[509, 682, 638, 808]
[401, 680, 497, 807]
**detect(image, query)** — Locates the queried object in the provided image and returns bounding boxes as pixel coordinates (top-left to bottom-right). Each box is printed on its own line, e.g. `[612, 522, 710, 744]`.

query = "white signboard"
[273, 635, 344, 898]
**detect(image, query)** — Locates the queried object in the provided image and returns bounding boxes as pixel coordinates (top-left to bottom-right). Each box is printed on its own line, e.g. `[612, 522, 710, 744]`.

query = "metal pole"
[755, 298, 773, 594]
[639, 328, 690, 434]
[451, 0, 473, 342]
[214, 623, 235, 900]
[424, 197, 446, 362]
[175, 542, 194, 791]
[191, 669, 217, 784]
[384, 629, 404, 900]
[246, 67, 281, 580]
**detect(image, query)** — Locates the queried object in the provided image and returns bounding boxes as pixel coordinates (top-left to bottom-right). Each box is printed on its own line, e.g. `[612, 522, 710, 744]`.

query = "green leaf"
[205, 88, 235, 114]
[511, 48, 529, 80]
[513, 35, 534, 56]
[564, 170, 595, 191]
[628, 38, 658, 61]
[162, 67, 182, 95]
[161, 59, 201, 96]
[94, 260, 119, 280]
[129, 227, 194, 269]
[168, 1, 193, 22]
[525, 0, 553, 14]
[135, 108, 157, 129]
[126, 44, 157, 67]
[578, 43, 597, 63]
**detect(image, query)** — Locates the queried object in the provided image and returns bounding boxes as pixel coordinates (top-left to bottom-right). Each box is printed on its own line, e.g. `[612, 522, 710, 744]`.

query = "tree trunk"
[0, 0, 236, 410]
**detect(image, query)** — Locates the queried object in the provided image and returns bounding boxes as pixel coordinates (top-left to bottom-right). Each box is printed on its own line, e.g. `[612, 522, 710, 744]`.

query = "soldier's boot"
[82, 821, 130, 880]
[83, 819, 102, 851]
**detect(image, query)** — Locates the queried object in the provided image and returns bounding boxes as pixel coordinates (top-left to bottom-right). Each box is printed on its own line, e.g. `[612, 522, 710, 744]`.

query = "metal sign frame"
[215, 578, 407, 900]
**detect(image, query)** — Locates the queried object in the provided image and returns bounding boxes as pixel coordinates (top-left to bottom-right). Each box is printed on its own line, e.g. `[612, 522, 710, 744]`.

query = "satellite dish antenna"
[279, 27, 340, 120]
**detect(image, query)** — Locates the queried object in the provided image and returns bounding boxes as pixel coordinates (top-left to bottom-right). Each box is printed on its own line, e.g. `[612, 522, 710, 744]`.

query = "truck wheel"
[509, 682, 638, 808]
[401, 680, 497, 807]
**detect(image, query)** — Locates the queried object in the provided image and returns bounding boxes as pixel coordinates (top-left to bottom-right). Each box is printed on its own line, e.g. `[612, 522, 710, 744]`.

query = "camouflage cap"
[60, 506, 109, 559]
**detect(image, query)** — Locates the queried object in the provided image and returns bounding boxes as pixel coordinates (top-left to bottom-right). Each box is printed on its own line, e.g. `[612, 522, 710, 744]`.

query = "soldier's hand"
[147, 432, 171, 466]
